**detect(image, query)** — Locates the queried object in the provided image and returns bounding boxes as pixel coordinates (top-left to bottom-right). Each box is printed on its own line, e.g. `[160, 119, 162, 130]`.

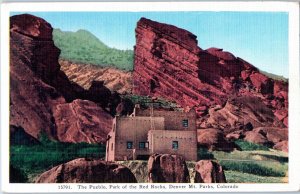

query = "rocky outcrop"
[244, 131, 269, 146]
[53, 100, 113, 143]
[10, 14, 113, 143]
[194, 160, 226, 183]
[147, 154, 190, 183]
[59, 60, 132, 94]
[10, 14, 84, 102]
[35, 158, 137, 183]
[273, 140, 288, 152]
[197, 128, 235, 151]
[133, 17, 288, 133]
[244, 127, 288, 149]
[205, 96, 282, 132]
[133, 18, 228, 114]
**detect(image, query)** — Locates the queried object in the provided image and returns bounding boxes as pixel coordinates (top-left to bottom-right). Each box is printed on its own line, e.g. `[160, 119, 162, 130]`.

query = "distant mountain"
[53, 29, 134, 71]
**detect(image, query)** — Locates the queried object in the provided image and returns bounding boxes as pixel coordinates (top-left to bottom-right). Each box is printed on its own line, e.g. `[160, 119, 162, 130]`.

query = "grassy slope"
[53, 29, 134, 71]
[198, 142, 288, 183]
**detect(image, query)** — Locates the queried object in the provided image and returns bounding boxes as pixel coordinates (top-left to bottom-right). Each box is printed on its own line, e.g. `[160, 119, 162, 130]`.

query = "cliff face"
[133, 18, 288, 129]
[133, 18, 217, 116]
[10, 14, 113, 143]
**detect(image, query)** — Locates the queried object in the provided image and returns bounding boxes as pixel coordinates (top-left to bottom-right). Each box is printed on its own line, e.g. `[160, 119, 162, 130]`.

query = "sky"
[12, 12, 288, 78]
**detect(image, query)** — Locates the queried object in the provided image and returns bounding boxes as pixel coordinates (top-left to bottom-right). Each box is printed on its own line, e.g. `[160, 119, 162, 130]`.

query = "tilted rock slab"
[148, 154, 190, 183]
[35, 158, 137, 183]
[10, 14, 113, 143]
[194, 160, 226, 183]
[133, 17, 288, 129]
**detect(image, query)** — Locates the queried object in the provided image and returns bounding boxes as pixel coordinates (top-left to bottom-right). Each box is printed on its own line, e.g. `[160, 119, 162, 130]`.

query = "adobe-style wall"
[106, 118, 117, 161]
[109, 116, 165, 161]
[134, 108, 196, 131]
[148, 130, 197, 161]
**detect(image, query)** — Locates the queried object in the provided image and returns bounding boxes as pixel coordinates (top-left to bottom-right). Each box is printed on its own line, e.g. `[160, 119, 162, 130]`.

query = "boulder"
[253, 127, 288, 144]
[147, 154, 190, 183]
[206, 47, 236, 61]
[35, 158, 137, 183]
[197, 128, 235, 151]
[194, 160, 226, 183]
[244, 131, 269, 145]
[249, 72, 274, 94]
[273, 141, 288, 152]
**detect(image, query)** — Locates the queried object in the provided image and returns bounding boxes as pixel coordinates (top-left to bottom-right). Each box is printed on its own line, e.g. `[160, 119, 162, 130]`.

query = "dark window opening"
[127, 141, 133, 149]
[172, 141, 178, 150]
[182, 119, 189, 128]
[139, 142, 145, 149]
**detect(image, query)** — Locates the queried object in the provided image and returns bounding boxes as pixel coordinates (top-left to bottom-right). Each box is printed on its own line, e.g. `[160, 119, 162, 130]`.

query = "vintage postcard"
[1, 1, 300, 193]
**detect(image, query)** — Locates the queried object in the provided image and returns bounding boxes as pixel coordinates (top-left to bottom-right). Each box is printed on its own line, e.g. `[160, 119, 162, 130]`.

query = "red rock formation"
[133, 18, 287, 127]
[194, 160, 226, 183]
[53, 100, 112, 143]
[244, 131, 269, 145]
[35, 158, 137, 183]
[133, 18, 228, 112]
[148, 154, 190, 183]
[273, 140, 288, 152]
[205, 96, 282, 132]
[243, 127, 288, 149]
[133, 17, 288, 131]
[10, 14, 113, 143]
[59, 60, 132, 94]
[249, 72, 274, 94]
[197, 128, 235, 151]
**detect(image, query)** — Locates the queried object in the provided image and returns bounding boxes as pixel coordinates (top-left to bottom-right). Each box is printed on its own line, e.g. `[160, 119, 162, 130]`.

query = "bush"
[235, 139, 270, 151]
[197, 146, 215, 160]
[10, 165, 28, 183]
[10, 133, 106, 182]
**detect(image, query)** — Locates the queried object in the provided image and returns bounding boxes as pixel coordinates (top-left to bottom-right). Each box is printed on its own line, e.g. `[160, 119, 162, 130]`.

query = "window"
[127, 141, 133, 149]
[172, 141, 178, 150]
[139, 142, 146, 149]
[111, 143, 113, 151]
[182, 119, 189, 128]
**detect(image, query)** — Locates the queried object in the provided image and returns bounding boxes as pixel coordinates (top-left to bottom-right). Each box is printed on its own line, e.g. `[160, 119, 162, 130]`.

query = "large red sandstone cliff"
[133, 17, 288, 127]
[133, 18, 288, 151]
[10, 14, 113, 143]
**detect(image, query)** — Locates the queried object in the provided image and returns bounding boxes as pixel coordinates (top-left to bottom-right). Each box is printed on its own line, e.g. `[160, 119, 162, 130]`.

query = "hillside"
[59, 60, 132, 94]
[53, 29, 134, 71]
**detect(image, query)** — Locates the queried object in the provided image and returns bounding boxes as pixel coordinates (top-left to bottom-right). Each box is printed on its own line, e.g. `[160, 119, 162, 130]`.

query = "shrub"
[9, 165, 28, 183]
[197, 146, 215, 160]
[10, 132, 106, 182]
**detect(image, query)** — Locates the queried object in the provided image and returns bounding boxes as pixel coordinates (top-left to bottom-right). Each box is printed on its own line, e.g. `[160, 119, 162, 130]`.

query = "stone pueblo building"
[106, 105, 197, 161]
